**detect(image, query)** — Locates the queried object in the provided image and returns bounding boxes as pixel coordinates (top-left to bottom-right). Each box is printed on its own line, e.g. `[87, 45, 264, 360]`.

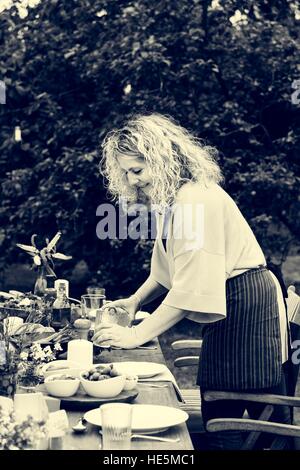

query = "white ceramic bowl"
[80, 371, 125, 398]
[44, 374, 80, 398]
[123, 375, 138, 391]
[42, 360, 80, 378]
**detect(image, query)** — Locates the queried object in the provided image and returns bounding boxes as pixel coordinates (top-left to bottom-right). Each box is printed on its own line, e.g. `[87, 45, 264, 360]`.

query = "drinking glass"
[100, 403, 133, 450]
[93, 306, 118, 349]
[87, 287, 106, 296]
[95, 305, 131, 329]
[81, 294, 106, 331]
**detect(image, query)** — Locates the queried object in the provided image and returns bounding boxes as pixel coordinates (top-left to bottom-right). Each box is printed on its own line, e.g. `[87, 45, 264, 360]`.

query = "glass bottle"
[51, 282, 71, 329]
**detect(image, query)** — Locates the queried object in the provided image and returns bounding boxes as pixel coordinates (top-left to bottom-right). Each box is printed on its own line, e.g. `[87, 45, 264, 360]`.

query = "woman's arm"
[132, 276, 168, 309]
[132, 303, 187, 345]
[92, 303, 187, 349]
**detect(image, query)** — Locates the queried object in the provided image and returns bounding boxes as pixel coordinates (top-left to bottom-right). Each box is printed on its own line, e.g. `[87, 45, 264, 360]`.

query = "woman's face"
[117, 154, 152, 198]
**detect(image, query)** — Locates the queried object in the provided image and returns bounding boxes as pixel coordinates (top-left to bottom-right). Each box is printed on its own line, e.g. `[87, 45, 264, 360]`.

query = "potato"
[109, 368, 119, 377]
[97, 375, 107, 381]
[99, 366, 111, 375]
[90, 372, 100, 381]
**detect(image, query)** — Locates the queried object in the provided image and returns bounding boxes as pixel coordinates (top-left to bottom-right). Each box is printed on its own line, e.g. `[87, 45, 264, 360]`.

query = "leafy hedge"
[0, 0, 299, 297]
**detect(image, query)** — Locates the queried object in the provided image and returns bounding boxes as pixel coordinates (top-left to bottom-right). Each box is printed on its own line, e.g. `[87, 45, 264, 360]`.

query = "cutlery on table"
[138, 382, 168, 388]
[99, 431, 179, 443]
[72, 417, 87, 433]
[111, 345, 157, 350]
[131, 434, 180, 443]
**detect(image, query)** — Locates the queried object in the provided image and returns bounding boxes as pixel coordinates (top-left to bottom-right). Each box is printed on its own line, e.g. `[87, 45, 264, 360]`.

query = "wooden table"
[61, 340, 194, 450]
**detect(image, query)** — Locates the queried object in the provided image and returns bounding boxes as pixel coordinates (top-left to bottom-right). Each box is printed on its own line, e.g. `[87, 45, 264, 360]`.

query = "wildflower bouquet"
[18, 343, 62, 387]
[0, 407, 47, 450]
[0, 312, 56, 396]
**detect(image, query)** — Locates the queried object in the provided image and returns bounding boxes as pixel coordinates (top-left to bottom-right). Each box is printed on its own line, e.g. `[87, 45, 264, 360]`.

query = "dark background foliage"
[0, 0, 300, 303]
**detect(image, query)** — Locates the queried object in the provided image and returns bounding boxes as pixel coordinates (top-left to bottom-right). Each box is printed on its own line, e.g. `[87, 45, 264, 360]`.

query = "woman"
[94, 113, 290, 449]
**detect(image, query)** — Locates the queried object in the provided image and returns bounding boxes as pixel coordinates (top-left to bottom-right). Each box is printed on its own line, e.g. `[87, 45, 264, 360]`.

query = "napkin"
[139, 364, 185, 402]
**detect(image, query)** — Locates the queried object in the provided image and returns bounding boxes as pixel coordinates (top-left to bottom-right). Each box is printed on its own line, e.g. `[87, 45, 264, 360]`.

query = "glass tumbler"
[100, 403, 133, 450]
[81, 294, 106, 331]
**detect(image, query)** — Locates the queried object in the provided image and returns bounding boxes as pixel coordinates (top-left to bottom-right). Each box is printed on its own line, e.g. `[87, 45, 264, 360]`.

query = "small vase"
[34, 266, 47, 296]
[0, 366, 18, 398]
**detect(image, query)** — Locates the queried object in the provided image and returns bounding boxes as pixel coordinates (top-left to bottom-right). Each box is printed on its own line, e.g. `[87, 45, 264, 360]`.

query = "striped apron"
[197, 267, 282, 390]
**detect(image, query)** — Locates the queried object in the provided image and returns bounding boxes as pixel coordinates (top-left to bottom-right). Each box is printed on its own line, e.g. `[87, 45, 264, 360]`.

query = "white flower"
[31, 350, 45, 361]
[43, 346, 52, 355]
[30, 343, 42, 353]
[54, 343, 63, 352]
[20, 351, 28, 360]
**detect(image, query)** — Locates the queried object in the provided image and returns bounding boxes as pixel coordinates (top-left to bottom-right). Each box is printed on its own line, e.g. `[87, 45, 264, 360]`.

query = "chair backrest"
[171, 339, 202, 367]
[287, 286, 300, 323]
[285, 286, 300, 397]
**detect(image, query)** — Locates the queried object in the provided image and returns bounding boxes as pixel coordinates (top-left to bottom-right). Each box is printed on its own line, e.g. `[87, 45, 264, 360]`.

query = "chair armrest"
[171, 339, 203, 350]
[174, 356, 199, 367]
[206, 418, 300, 438]
[203, 391, 300, 407]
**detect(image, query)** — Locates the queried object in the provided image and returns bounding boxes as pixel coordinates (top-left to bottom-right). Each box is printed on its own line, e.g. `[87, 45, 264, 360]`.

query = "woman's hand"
[102, 295, 140, 323]
[92, 323, 138, 349]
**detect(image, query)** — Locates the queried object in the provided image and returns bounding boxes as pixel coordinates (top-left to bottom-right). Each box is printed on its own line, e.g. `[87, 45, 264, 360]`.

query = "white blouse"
[149, 182, 288, 361]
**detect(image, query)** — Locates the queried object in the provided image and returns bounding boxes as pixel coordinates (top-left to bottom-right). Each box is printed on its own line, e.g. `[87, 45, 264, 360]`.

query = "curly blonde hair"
[100, 113, 223, 208]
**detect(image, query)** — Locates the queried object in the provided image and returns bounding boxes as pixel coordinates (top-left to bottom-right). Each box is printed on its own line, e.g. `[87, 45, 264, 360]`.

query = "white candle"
[67, 339, 93, 368]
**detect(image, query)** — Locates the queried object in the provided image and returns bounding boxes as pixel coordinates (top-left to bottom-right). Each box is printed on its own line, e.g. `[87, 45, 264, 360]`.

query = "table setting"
[0, 232, 193, 450]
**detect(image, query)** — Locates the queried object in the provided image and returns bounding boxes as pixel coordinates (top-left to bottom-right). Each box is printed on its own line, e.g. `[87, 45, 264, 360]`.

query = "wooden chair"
[171, 338, 204, 439]
[171, 285, 300, 449]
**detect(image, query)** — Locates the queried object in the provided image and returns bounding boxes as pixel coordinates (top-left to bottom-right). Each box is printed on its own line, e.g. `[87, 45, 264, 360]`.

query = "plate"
[84, 404, 188, 433]
[112, 361, 166, 379]
[37, 384, 139, 410]
[41, 360, 81, 377]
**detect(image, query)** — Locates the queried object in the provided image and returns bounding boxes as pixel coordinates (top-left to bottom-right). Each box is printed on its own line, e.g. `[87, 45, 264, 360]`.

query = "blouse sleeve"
[162, 185, 227, 323]
[149, 237, 172, 290]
